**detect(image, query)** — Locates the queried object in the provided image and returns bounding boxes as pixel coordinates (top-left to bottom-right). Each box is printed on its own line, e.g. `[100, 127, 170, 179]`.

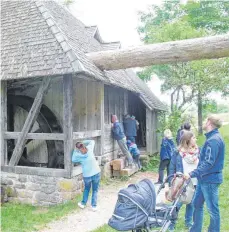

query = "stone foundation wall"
[1, 172, 83, 206]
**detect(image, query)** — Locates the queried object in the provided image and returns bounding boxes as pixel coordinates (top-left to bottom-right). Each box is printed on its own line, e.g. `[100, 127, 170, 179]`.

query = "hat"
[127, 140, 132, 145]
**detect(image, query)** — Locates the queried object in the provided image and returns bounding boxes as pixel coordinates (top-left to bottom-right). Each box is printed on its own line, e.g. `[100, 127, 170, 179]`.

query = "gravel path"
[39, 172, 163, 232]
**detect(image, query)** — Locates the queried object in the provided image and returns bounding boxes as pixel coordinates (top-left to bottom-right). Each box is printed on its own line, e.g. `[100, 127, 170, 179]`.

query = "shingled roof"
[1, 0, 166, 111]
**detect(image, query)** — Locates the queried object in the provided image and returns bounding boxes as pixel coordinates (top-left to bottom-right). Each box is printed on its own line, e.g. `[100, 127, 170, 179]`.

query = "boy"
[127, 140, 141, 169]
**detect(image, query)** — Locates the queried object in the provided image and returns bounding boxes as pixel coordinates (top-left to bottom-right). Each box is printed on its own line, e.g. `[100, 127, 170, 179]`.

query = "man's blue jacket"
[190, 129, 225, 184]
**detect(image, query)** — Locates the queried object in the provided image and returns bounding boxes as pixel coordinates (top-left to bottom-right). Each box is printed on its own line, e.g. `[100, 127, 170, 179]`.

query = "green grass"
[1, 194, 82, 232]
[92, 124, 229, 232]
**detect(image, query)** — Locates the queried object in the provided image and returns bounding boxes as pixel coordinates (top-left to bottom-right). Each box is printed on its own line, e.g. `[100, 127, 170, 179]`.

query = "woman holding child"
[168, 130, 200, 231]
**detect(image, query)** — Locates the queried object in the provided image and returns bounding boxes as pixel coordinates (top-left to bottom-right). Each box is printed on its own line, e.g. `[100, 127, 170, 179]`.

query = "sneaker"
[154, 181, 163, 185]
[78, 202, 85, 209]
[92, 206, 97, 212]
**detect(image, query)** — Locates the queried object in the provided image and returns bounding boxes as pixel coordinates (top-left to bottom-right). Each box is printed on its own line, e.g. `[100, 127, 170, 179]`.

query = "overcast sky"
[67, 0, 228, 105]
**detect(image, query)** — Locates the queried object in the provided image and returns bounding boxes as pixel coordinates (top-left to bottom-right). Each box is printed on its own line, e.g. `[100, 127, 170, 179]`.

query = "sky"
[67, 0, 228, 106]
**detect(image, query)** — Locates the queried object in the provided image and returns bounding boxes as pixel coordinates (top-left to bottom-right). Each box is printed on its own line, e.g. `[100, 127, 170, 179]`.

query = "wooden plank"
[5, 131, 101, 140]
[1, 165, 69, 177]
[146, 108, 153, 154]
[72, 130, 101, 139]
[87, 81, 95, 130]
[87, 34, 229, 70]
[0, 81, 7, 165]
[73, 79, 81, 131]
[120, 166, 138, 177]
[123, 91, 128, 115]
[110, 158, 125, 171]
[63, 74, 73, 178]
[4, 132, 64, 140]
[79, 80, 87, 131]
[99, 84, 105, 156]
[9, 77, 51, 166]
[152, 111, 158, 154]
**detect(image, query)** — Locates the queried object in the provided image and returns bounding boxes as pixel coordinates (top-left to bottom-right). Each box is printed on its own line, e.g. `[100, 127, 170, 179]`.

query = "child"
[72, 140, 100, 211]
[127, 140, 141, 169]
[155, 129, 175, 184]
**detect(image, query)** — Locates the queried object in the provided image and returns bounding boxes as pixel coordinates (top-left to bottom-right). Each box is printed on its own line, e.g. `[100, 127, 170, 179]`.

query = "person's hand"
[183, 173, 191, 180]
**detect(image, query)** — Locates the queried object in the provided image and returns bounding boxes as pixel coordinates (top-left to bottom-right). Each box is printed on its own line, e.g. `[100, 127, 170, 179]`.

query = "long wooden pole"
[86, 34, 229, 70]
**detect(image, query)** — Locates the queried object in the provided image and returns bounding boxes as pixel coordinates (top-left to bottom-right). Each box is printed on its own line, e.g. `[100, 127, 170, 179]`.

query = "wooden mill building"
[0, 1, 166, 205]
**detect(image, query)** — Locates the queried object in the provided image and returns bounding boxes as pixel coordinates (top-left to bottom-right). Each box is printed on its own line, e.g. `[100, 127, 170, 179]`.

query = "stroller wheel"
[132, 229, 148, 232]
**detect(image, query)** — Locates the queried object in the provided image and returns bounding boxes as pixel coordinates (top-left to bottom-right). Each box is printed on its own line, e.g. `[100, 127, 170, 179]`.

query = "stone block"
[7, 179, 14, 185]
[57, 179, 75, 192]
[26, 183, 41, 191]
[102, 162, 113, 178]
[15, 183, 26, 189]
[40, 184, 56, 194]
[18, 197, 32, 204]
[5, 186, 17, 197]
[112, 170, 121, 178]
[34, 192, 61, 204]
[17, 189, 33, 198]
[18, 175, 27, 183]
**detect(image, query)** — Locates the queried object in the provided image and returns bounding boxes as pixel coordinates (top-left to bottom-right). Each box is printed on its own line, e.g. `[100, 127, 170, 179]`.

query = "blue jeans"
[82, 173, 100, 207]
[169, 196, 194, 229]
[190, 182, 220, 232]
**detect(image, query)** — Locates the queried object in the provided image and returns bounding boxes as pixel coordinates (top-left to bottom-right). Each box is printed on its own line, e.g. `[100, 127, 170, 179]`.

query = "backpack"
[165, 174, 195, 204]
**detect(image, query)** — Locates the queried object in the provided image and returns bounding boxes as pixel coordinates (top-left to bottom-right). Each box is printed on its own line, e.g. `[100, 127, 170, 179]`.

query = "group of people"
[156, 115, 225, 232]
[111, 114, 141, 169]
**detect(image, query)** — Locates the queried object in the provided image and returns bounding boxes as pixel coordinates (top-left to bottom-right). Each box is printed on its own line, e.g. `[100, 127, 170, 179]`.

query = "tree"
[138, 0, 229, 134]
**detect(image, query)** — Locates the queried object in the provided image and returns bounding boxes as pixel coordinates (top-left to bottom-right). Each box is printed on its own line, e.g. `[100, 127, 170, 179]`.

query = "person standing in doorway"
[72, 140, 100, 211]
[123, 114, 138, 143]
[155, 129, 176, 184]
[112, 115, 134, 168]
[184, 114, 225, 232]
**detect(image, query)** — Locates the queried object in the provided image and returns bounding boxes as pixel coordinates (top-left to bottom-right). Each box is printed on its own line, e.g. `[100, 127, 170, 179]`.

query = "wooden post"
[146, 108, 153, 154]
[63, 74, 73, 178]
[8, 77, 51, 166]
[0, 81, 7, 165]
[100, 84, 105, 156]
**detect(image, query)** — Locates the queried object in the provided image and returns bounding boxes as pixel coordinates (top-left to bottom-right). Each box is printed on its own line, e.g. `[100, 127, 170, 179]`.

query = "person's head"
[111, 115, 118, 123]
[127, 140, 132, 147]
[179, 131, 197, 150]
[75, 142, 87, 154]
[183, 122, 191, 131]
[131, 115, 135, 120]
[203, 114, 222, 132]
[164, 129, 172, 139]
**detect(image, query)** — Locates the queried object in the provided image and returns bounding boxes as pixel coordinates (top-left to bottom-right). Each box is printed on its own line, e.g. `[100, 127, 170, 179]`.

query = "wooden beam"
[4, 132, 64, 140]
[63, 74, 73, 178]
[4, 130, 101, 140]
[146, 108, 153, 154]
[72, 130, 101, 140]
[8, 77, 51, 166]
[86, 34, 229, 70]
[99, 84, 105, 156]
[0, 81, 7, 165]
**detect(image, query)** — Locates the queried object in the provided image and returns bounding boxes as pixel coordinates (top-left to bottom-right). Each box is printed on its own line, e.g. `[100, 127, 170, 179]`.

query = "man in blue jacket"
[112, 115, 133, 168]
[123, 114, 138, 143]
[184, 115, 225, 232]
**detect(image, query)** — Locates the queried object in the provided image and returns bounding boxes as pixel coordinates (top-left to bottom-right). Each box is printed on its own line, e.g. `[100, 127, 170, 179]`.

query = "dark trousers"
[158, 159, 170, 183]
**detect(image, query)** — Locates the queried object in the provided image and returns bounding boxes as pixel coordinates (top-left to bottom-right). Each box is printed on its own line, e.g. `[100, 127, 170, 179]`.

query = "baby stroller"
[108, 173, 192, 232]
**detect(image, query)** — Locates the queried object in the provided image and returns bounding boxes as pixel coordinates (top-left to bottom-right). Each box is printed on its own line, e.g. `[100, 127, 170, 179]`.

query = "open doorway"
[128, 92, 146, 148]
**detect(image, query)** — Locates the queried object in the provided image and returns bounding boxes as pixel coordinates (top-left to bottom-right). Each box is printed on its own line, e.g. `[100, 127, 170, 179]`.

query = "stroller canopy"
[119, 179, 156, 216]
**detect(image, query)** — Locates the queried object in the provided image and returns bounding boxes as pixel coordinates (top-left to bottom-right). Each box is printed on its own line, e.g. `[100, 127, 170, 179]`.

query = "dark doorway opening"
[128, 92, 146, 147]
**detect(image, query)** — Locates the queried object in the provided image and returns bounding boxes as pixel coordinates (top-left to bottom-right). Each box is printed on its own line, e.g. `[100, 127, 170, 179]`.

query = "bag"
[165, 175, 195, 204]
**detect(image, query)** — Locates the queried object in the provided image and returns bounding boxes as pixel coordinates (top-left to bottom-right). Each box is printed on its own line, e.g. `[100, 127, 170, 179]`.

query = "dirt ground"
[39, 171, 164, 232]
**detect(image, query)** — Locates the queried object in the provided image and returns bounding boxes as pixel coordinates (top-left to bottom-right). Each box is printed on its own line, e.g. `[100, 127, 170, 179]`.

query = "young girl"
[72, 140, 100, 211]
[155, 129, 175, 184]
[169, 131, 199, 231]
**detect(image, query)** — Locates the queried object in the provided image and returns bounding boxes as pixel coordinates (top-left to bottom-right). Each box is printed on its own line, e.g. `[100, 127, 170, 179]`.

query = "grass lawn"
[1, 194, 82, 232]
[92, 124, 229, 232]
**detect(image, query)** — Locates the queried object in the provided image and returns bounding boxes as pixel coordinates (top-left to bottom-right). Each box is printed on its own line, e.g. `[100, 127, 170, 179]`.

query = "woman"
[169, 130, 199, 231]
[72, 140, 100, 211]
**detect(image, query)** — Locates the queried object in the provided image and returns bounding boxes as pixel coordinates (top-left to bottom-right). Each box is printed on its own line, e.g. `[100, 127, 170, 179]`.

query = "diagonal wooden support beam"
[8, 77, 51, 166]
